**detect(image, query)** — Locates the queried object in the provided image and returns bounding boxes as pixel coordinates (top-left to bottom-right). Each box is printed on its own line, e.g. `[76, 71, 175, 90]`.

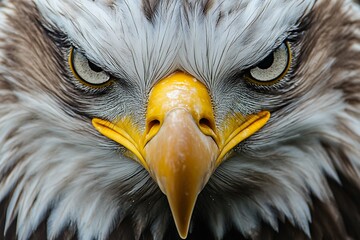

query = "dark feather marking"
[183, 0, 215, 17]
[328, 174, 360, 238]
[142, 0, 160, 22]
[0, 81, 18, 103]
[202, 0, 214, 15]
[0, 0, 106, 121]
[108, 217, 136, 240]
[0, 1, 66, 93]
[103, 0, 117, 10]
[296, 0, 360, 91]
[0, 196, 15, 239]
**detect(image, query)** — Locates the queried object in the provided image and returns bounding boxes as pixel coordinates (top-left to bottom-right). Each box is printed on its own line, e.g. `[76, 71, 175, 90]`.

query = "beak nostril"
[145, 119, 162, 144]
[199, 118, 215, 132]
[147, 119, 161, 134]
[198, 117, 218, 142]
[199, 118, 210, 128]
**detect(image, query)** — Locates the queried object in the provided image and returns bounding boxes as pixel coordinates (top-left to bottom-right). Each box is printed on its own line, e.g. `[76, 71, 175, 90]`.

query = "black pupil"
[257, 53, 274, 69]
[88, 61, 103, 73]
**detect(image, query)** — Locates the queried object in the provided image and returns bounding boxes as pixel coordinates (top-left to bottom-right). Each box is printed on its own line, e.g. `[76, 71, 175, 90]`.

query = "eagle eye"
[69, 47, 112, 87]
[246, 41, 292, 85]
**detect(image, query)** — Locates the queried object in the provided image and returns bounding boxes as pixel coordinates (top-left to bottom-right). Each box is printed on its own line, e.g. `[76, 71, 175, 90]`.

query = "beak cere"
[92, 72, 270, 239]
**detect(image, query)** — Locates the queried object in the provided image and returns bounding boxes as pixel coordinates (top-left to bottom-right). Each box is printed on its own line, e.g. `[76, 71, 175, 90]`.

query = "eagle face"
[0, 0, 359, 239]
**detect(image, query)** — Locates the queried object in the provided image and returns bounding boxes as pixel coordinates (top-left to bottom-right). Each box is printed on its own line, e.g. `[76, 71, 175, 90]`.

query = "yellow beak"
[92, 72, 270, 239]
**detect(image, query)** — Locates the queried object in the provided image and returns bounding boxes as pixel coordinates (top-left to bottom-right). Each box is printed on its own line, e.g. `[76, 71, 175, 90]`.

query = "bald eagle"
[0, 0, 359, 239]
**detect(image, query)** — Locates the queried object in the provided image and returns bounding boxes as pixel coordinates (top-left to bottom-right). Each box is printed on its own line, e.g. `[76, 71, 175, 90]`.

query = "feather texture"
[0, 0, 359, 239]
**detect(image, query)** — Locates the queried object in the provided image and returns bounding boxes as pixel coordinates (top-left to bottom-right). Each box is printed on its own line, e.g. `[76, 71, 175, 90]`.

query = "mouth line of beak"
[216, 110, 271, 167]
[92, 110, 270, 170]
[92, 118, 149, 171]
